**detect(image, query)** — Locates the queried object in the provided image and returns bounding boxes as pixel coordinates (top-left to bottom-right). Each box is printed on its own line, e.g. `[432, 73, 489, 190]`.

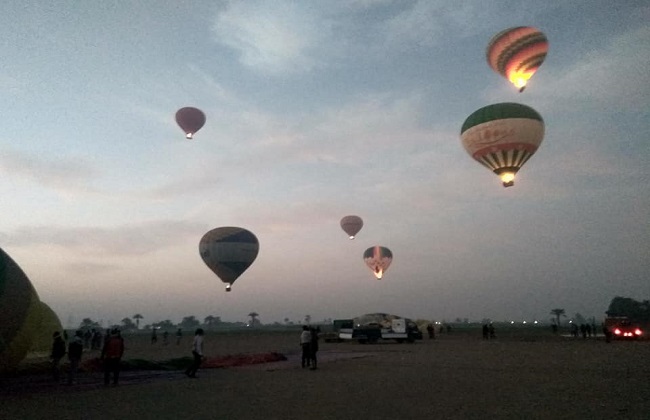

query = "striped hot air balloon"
[199, 227, 259, 292]
[363, 246, 393, 280]
[461, 103, 545, 187]
[487, 26, 548, 92]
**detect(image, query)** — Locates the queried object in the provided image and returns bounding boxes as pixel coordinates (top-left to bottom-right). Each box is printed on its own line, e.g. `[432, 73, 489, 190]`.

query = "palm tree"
[248, 312, 259, 326]
[133, 314, 143, 330]
[550, 309, 566, 326]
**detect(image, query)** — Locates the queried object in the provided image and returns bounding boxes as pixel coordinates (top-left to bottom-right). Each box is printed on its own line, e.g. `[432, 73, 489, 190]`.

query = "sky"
[1, 1, 648, 328]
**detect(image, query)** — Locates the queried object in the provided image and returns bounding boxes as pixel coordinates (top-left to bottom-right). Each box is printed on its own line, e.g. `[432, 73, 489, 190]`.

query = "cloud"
[546, 26, 650, 108]
[4, 220, 207, 256]
[385, 0, 548, 48]
[0, 147, 100, 195]
[212, 1, 329, 74]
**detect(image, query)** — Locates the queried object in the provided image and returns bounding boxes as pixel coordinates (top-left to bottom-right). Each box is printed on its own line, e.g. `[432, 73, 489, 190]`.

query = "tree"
[248, 312, 259, 326]
[79, 318, 100, 330]
[304, 315, 311, 325]
[133, 314, 143, 329]
[152, 320, 176, 330]
[573, 313, 587, 325]
[550, 309, 566, 326]
[204, 315, 220, 327]
[121, 317, 136, 331]
[180, 316, 200, 330]
[284, 317, 290, 325]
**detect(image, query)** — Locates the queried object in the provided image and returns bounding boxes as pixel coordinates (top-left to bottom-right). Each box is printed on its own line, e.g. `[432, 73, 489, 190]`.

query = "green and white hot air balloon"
[460, 103, 545, 187]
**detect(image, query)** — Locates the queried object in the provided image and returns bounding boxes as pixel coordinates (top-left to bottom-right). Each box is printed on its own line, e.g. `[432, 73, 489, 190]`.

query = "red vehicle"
[604, 317, 644, 340]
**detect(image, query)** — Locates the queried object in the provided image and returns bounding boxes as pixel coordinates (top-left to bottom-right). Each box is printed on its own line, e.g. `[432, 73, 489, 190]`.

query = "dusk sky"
[1, 1, 648, 328]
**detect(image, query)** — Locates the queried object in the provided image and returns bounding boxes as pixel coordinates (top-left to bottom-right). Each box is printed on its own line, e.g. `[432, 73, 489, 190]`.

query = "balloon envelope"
[460, 102, 544, 187]
[486, 26, 548, 92]
[340, 215, 363, 239]
[363, 246, 393, 280]
[199, 227, 259, 292]
[29, 301, 63, 352]
[0, 248, 42, 372]
[175, 107, 206, 139]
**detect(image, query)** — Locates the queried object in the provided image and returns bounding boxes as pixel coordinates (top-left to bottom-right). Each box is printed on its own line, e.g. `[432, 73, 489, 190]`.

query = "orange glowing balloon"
[486, 27, 548, 92]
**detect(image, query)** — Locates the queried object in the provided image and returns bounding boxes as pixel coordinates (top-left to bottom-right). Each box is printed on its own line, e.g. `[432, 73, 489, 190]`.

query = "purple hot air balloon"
[175, 107, 206, 139]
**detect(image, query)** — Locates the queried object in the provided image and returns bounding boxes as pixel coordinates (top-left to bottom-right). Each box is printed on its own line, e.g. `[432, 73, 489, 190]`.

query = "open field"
[2, 327, 650, 419]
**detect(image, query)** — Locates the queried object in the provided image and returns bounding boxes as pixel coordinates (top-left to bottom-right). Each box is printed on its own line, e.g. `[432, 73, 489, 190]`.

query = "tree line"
[550, 295, 650, 327]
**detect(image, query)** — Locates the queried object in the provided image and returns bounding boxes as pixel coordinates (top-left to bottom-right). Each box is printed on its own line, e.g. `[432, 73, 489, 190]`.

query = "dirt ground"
[1, 329, 649, 419]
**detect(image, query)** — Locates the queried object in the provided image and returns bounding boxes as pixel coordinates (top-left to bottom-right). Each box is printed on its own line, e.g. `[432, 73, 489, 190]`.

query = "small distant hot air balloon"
[460, 102, 545, 187]
[486, 26, 548, 92]
[175, 107, 206, 139]
[199, 227, 259, 292]
[363, 246, 393, 280]
[340, 215, 363, 239]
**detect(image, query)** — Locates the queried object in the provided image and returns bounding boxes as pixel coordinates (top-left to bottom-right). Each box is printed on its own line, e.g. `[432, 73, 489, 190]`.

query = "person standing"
[50, 331, 66, 382]
[176, 328, 182, 345]
[185, 328, 204, 378]
[67, 330, 84, 385]
[427, 324, 435, 339]
[151, 328, 157, 344]
[101, 328, 125, 386]
[300, 326, 311, 368]
[309, 327, 320, 370]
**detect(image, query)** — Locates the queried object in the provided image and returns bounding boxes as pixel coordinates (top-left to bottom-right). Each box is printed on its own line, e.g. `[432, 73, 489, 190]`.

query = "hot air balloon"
[0, 248, 42, 372]
[486, 26, 548, 92]
[340, 215, 363, 239]
[199, 227, 259, 292]
[363, 246, 393, 280]
[175, 107, 206, 139]
[460, 102, 544, 188]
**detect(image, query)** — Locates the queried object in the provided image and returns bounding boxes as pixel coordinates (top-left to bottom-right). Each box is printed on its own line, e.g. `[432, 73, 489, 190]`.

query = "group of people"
[151, 328, 184, 345]
[300, 326, 320, 370]
[569, 322, 598, 339]
[50, 328, 124, 386]
[482, 323, 496, 339]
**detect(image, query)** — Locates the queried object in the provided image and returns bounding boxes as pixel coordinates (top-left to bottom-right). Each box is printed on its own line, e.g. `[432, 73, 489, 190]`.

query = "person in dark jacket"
[67, 330, 84, 385]
[101, 328, 125, 386]
[50, 331, 66, 382]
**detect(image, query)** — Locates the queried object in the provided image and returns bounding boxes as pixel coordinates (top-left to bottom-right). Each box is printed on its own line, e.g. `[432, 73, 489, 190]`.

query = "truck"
[603, 316, 644, 340]
[334, 317, 423, 344]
